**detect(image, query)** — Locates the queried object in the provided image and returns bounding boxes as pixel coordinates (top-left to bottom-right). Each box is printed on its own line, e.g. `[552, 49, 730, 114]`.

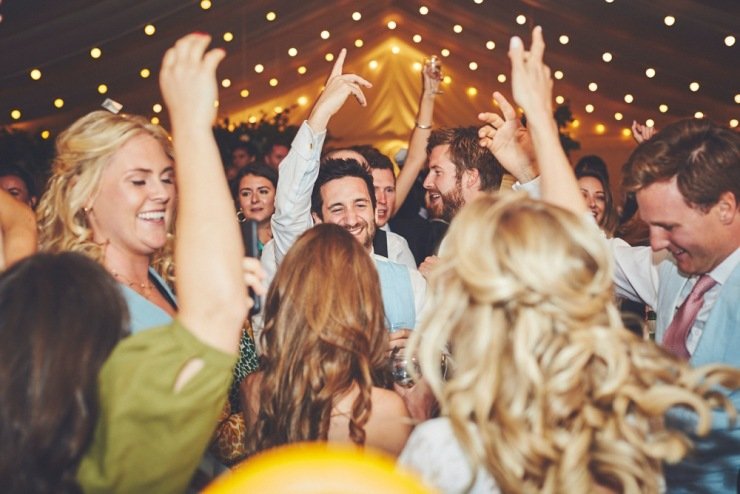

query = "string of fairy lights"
[3, 0, 738, 139]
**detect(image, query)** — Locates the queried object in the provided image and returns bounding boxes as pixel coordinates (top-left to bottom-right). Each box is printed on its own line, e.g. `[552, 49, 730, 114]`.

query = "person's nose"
[649, 226, 670, 252]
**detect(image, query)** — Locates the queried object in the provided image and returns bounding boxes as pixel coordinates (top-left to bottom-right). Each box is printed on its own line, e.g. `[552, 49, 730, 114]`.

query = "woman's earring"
[236, 209, 246, 223]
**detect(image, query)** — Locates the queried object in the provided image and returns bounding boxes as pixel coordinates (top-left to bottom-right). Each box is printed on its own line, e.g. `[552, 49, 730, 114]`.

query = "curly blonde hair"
[409, 192, 739, 494]
[36, 111, 175, 281]
[246, 224, 390, 456]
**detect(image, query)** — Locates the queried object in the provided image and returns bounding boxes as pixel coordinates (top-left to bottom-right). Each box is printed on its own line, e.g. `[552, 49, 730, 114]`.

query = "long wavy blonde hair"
[409, 192, 739, 494]
[246, 224, 391, 456]
[36, 111, 175, 281]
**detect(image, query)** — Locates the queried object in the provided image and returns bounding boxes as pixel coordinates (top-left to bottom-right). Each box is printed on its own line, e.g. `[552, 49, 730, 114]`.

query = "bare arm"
[394, 63, 441, 215]
[0, 188, 37, 269]
[159, 34, 264, 354]
[507, 27, 586, 215]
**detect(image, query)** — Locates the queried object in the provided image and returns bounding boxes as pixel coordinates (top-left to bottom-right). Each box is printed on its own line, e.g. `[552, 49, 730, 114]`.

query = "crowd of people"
[0, 25, 738, 494]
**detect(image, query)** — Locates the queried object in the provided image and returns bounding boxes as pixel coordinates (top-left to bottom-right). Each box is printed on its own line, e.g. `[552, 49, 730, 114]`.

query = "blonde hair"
[409, 192, 739, 494]
[36, 111, 175, 280]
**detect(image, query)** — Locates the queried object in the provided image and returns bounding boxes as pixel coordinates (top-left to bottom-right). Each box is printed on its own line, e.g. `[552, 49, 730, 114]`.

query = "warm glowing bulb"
[388, 20, 397, 30]
[240, 89, 249, 98]
[223, 32, 234, 42]
[274, 106, 283, 114]
[150, 116, 160, 125]
[516, 14, 526, 25]
[266, 11, 277, 21]
[646, 119, 655, 127]
[297, 66, 307, 75]
[391, 46, 400, 54]
[54, 98, 64, 109]
[453, 24, 463, 33]
[614, 112, 623, 121]
[734, 93, 740, 104]
[354, 39, 364, 48]
[269, 78, 278, 87]
[419, 6, 429, 15]
[320, 30, 330, 39]
[325, 53, 335, 61]
[730, 119, 738, 128]
[645, 67, 656, 78]
[10, 109, 21, 120]
[441, 48, 450, 57]
[554, 70, 563, 80]
[467, 87, 478, 96]
[30, 69, 42, 80]
[298, 96, 309, 106]
[443, 75, 452, 84]
[559, 35, 569, 45]
[585, 104, 594, 113]
[254, 64, 264, 73]
[41, 130, 50, 139]
[469, 62, 478, 70]
[664, 15, 675, 26]
[152, 103, 162, 113]
[248, 116, 257, 124]
[621, 128, 632, 137]
[659, 104, 668, 113]
[288, 47, 297, 57]
[144, 24, 156, 36]
[602, 52, 612, 62]
[588, 82, 598, 92]
[97, 84, 108, 94]
[725, 35, 736, 47]
[486, 40, 495, 50]
[200, 0, 211, 10]
[369, 60, 378, 70]
[572, 119, 580, 128]
[140, 68, 150, 78]
[624, 94, 634, 103]
[694, 111, 704, 119]
[497, 74, 507, 83]
[90, 47, 102, 59]
[555, 95, 565, 104]
[352, 11, 361, 21]
[595, 123, 606, 134]
[413, 34, 422, 43]
[221, 78, 231, 88]
[413, 62, 423, 72]
[689, 82, 700, 92]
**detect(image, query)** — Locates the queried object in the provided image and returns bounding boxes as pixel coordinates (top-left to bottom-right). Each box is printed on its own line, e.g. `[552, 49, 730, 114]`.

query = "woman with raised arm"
[398, 27, 740, 494]
[0, 34, 265, 493]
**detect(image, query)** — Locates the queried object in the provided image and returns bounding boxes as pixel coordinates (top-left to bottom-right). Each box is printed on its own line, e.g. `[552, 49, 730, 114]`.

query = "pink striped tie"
[663, 274, 717, 359]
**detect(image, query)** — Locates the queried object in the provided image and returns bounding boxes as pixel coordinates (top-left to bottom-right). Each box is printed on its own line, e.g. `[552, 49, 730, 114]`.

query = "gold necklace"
[110, 270, 156, 298]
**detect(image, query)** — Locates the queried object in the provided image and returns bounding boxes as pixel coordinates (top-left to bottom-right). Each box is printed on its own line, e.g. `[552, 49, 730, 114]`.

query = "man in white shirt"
[260, 49, 425, 331]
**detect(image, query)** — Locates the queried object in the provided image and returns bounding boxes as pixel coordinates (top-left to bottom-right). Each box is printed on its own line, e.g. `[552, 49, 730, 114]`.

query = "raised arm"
[507, 27, 586, 215]
[270, 49, 371, 266]
[477, 91, 538, 184]
[394, 61, 441, 214]
[0, 188, 37, 269]
[159, 34, 263, 354]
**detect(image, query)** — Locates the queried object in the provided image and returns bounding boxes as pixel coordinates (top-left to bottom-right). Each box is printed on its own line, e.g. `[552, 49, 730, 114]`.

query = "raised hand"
[159, 33, 225, 131]
[478, 91, 537, 182]
[631, 120, 657, 144]
[509, 25, 553, 123]
[422, 57, 442, 96]
[307, 48, 372, 133]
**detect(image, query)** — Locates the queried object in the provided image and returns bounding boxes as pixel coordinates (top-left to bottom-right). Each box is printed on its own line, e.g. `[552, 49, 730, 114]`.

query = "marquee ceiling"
[0, 0, 737, 178]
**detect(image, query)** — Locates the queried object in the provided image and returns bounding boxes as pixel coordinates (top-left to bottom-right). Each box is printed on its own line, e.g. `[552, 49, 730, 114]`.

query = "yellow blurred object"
[204, 443, 436, 494]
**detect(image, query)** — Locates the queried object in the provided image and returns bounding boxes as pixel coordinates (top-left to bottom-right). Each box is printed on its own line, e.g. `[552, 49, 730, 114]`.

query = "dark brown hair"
[623, 118, 740, 211]
[426, 126, 504, 191]
[0, 253, 128, 493]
